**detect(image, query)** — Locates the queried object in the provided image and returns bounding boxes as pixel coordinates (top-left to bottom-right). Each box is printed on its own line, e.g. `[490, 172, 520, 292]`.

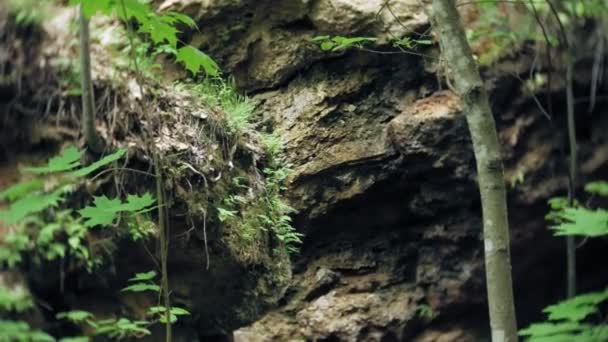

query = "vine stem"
[154, 152, 172, 342]
[118, 0, 172, 339]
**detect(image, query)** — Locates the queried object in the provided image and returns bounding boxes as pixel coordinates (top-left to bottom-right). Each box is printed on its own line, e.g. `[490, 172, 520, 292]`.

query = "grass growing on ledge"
[178, 77, 302, 264]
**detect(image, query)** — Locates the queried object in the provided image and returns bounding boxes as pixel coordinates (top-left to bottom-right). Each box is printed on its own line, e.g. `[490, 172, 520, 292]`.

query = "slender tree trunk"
[427, 1, 518, 340]
[79, 5, 103, 153]
[565, 55, 577, 298]
[154, 153, 172, 342]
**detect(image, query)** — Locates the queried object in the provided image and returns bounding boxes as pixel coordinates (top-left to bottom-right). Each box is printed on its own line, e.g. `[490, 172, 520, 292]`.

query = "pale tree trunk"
[79, 5, 103, 153]
[426, 1, 518, 341]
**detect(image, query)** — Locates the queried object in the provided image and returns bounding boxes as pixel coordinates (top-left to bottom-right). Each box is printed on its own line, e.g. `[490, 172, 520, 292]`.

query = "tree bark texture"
[79, 6, 103, 153]
[428, 1, 518, 341]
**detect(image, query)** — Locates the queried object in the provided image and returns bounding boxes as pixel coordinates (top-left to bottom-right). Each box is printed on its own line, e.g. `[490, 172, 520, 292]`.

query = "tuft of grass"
[184, 77, 255, 134]
[175, 78, 301, 263]
[7, 0, 51, 28]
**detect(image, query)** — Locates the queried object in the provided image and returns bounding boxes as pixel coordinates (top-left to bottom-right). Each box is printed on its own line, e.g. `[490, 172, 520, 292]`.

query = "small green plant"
[416, 304, 434, 319]
[312, 35, 378, 51]
[69, 0, 219, 77]
[0, 284, 34, 313]
[545, 181, 608, 238]
[312, 35, 431, 53]
[0, 147, 152, 271]
[6, 0, 49, 28]
[54, 271, 190, 339]
[520, 180, 608, 341]
[181, 75, 302, 261]
[218, 134, 302, 262]
[179, 78, 255, 134]
[121, 270, 161, 293]
[57, 309, 151, 339]
[0, 282, 56, 341]
[519, 289, 608, 341]
[0, 320, 55, 342]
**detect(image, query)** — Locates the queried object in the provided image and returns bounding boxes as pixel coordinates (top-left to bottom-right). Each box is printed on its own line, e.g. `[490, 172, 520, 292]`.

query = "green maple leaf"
[122, 193, 156, 212]
[78, 193, 155, 227]
[585, 181, 608, 197]
[116, 0, 151, 24]
[176, 45, 220, 76]
[544, 289, 608, 322]
[24, 146, 82, 174]
[71, 148, 127, 177]
[519, 322, 587, 338]
[56, 310, 95, 324]
[69, 0, 114, 17]
[78, 196, 122, 227]
[160, 12, 198, 29]
[552, 207, 608, 237]
[128, 270, 156, 282]
[121, 283, 160, 292]
[0, 186, 71, 225]
[139, 20, 179, 47]
[0, 180, 44, 202]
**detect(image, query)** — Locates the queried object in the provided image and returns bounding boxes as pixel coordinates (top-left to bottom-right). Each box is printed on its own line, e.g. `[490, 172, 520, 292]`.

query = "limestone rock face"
[153, 1, 608, 340]
[4, 0, 604, 340]
[160, 0, 427, 91]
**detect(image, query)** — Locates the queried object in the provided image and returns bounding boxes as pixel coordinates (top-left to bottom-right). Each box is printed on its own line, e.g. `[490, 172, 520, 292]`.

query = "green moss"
[174, 78, 302, 265]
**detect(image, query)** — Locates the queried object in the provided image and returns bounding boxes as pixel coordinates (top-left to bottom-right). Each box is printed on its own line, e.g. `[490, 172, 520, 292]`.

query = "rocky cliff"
[1, 0, 607, 341]
[162, 0, 608, 340]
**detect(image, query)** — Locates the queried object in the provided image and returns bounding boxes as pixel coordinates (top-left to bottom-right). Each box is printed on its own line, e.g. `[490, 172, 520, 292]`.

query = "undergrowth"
[177, 77, 302, 264]
[519, 181, 608, 341]
[0, 0, 301, 338]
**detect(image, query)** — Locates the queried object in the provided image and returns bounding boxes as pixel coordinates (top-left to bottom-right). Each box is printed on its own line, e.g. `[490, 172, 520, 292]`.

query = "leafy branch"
[68, 0, 220, 76]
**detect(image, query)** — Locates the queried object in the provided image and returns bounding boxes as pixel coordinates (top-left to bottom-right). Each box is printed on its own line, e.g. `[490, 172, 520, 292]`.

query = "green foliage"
[56, 310, 95, 324]
[92, 318, 151, 338]
[391, 36, 433, 49]
[176, 46, 220, 77]
[182, 75, 302, 260]
[0, 320, 55, 342]
[0, 284, 33, 313]
[466, 0, 608, 65]
[0, 147, 133, 271]
[217, 207, 238, 222]
[147, 306, 190, 324]
[100, 318, 149, 338]
[56, 309, 152, 339]
[59, 337, 90, 342]
[551, 207, 608, 237]
[522, 180, 608, 340]
[519, 289, 608, 341]
[0, 179, 44, 202]
[0, 185, 71, 225]
[121, 270, 161, 293]
[56, 271, 190, 338]
[585, 181, 608, 197]
[6, 0, 49, 27]
[78, 193, 155, 228]
[416, 304, 434, 319]
[545, 180, 608, 237]
[71, 149, 127, 177]
[180, 78, 255, 134]
[68, 0, 220, 77]
[219, 134, 302, 261]
[466, 4, 538, 65]
[312, 35, 432, 53]
[544, 290, 608, 322]
[312, 35, 377, 51]
[24, 146, 82, 174]
[52, 56, 83, 96]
